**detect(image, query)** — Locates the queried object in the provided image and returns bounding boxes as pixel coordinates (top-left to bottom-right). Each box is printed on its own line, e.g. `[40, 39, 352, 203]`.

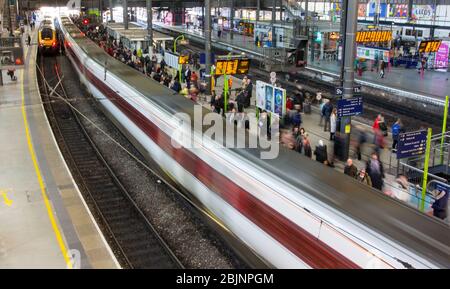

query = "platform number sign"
[336, 86, 362, 96]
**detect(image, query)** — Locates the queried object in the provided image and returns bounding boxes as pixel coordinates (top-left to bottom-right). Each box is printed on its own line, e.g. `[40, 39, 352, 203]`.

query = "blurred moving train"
[58, 16, 450, 269]
[38, 17, 60, 54]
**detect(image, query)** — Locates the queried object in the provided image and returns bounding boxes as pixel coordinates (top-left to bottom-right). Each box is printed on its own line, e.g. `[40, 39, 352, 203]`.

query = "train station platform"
[151, 22, 449, 105]
[0, 28, 119, 268]
[307, 61, 450, 103]
[151, 22, 267, 62]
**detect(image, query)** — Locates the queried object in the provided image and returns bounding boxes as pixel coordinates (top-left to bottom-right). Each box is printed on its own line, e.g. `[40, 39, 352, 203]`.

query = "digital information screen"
[215, 58, 250, 76]
[356, 31, 392, 43]
[419, 40, 442, 53]
[178, 55, 189, 64]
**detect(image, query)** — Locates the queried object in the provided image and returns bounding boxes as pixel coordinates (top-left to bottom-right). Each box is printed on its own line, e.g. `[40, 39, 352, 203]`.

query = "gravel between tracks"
[57, 55, 247, 269]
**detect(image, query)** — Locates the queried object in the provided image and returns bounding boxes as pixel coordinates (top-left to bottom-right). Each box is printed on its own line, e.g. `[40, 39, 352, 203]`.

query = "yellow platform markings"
[21, 64, 73, 268]
[0, 190, 13, 207]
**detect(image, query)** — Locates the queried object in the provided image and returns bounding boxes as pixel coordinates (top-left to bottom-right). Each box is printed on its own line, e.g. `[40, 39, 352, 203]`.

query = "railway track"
[38, 54, 183, 269]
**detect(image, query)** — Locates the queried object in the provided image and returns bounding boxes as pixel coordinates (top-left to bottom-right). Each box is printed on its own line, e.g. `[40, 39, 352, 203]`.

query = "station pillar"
[109, 0, 113, 22]
[123, 0, 128, 29]
[230, 0, 234, 40]
[171, 2, 184, 26]
[205, 0, 212, 94]
[146, 0, 153, 53]
[339, 0, 358, 161]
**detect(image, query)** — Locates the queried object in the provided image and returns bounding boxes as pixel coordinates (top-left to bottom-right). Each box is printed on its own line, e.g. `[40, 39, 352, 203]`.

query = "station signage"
[418, 40, 442, 53]
[335, 86, 362, 96]
[337, 97, 363, 117]
[396, 130, 428, 159]
[215, 58, 250, 76]
[356, 30, 392, 43]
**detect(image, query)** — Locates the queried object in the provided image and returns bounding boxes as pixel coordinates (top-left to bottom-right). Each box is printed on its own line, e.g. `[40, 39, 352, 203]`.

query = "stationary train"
[58, 16, 450, 269]
[38, 17, 60, 54]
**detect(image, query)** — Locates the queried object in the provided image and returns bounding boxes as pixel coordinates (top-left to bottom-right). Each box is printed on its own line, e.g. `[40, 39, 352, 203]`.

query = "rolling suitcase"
[303, 102, 311, 114]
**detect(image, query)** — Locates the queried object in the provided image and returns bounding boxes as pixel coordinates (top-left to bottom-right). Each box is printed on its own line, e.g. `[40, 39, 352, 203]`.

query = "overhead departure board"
[215, 58, 250, 76]
[418, 40, 442, 53]
[356, 31, 392, 43]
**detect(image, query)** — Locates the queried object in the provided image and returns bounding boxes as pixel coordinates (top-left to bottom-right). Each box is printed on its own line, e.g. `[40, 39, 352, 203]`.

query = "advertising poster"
[256, 80, 266, 110]
[265, 85, 274, 112]
[435, 41, 449, 71]
[273, 88, 284, 116]
[389, 4, 408, 18]
[412, 5, 435, 20]
[368, 2, 387, 18]
[358, 4, 367, 17]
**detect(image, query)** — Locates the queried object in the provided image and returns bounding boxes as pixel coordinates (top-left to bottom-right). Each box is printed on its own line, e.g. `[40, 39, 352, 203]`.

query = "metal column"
[123, 0, 128, 29]
[256, 0, 260, 23]
[339, 0, 358, 161]
[205, 0, 212, 94]
[407, 0, 413, 21]
[272, 0, 276, 47]
[230, 0, 234, 40]
[109, 0, 113, 22]
[147, 0, 153, 53]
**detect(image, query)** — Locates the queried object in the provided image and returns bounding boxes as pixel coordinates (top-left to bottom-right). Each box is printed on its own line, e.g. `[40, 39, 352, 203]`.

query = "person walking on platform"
[185, 66, 192, 88]
[330, 108, 337, 140]
[356, 168, 372, 187]
[27, 34, 31, 46]
[379, 61, 385, 78]
[322, 100, 333, 132]
[366, 152, 385, 190]
[391, 119, 403, 151]
[344, 159, 358, 178]
[431, 187, 449, 220]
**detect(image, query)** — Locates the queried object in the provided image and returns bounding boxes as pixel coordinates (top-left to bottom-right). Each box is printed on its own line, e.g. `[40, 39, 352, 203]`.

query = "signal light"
[15, 58, 23, 65]
[83, 19, 90, 25]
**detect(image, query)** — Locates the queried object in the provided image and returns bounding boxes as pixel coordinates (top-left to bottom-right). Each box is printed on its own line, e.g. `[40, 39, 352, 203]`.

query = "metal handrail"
[398, 162, 447, 183]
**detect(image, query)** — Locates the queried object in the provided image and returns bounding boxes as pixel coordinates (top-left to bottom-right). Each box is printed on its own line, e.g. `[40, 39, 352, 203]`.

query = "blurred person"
[303, 134, 312, 158]
[366, 152, 385, 190]
[431, 187, 449, 220]
[314, 140, 328, 164]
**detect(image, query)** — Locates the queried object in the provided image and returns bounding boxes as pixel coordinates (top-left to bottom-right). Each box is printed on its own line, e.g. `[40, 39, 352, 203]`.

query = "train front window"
[42, 28, 53, 40]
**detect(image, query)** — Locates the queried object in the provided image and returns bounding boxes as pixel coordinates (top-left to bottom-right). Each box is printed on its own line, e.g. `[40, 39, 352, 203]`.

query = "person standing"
[330, 108, 337, 140]
[314, 140, 328, 164]
[431, 187, 449, 220]
[27, 34, 31, 46]
[322, 100, 333, 132]
[344, 159, 358, 178]
[356, 169, 372, 186]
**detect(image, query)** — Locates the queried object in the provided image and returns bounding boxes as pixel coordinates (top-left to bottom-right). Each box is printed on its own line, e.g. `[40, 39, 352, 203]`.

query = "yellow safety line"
[20, 66, 73, 269]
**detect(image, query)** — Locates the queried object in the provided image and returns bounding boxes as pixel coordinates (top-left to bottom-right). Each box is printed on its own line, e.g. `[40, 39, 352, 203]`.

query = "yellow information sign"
[419, 40, 442, 53]
[356, 31, 392, 43]
[215, 59, 251, 76]
[178, 55, 189, 64]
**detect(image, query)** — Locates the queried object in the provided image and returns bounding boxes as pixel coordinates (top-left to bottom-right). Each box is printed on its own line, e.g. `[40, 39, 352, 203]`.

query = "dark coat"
[322, 103, 333, 118]
[366, 160, 385, 190]
[344, 164, 358, 178]
[314, 145, 328, 163]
